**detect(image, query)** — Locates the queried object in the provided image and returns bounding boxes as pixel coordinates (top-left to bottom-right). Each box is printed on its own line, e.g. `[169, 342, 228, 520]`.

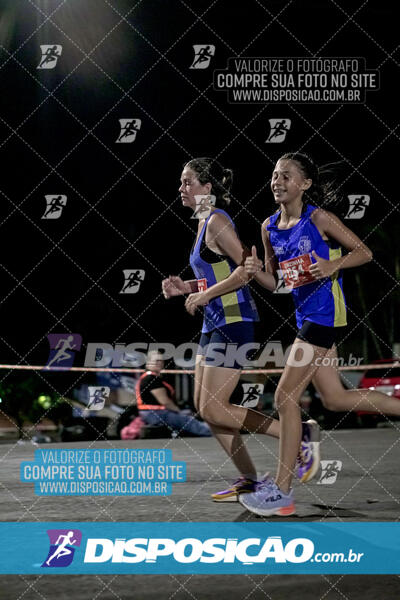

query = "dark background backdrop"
[0, 0, 398, 377]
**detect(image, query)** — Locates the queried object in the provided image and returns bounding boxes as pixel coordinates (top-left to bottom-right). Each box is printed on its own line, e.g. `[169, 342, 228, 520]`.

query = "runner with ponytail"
[240, 152, 400, 516]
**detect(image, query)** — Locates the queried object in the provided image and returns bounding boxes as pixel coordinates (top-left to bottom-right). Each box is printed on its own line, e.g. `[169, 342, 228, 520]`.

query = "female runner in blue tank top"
[162, 157, 319, 502]
[240, 152, 400, 516]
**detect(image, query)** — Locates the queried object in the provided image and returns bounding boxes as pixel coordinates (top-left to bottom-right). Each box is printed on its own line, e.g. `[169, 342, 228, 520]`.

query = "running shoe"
[239, 478, 296, 517]
[211, 477, 257, 502]
[297, 419, 321, 483]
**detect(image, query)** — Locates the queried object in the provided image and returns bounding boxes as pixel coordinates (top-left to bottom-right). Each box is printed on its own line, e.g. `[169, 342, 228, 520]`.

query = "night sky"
[0, 0, 398, 377]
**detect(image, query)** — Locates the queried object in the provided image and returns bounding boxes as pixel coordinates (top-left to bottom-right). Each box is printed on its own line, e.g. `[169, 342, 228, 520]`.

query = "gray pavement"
[1, 428, 399, 598]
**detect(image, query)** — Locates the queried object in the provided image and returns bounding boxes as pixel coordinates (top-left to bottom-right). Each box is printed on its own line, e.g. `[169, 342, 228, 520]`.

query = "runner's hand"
[245, 246, 263, 274]
[185, 292, 209, 315]
[309, 251, 336, 279]
[162, 275, 187, 298]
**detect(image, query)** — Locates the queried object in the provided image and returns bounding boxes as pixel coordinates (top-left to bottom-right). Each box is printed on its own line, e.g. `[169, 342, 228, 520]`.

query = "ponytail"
[185, 157, 233, 209]
[279, 152, 345, 208]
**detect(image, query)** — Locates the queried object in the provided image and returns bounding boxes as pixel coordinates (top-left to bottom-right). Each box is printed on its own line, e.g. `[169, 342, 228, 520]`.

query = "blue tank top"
[190, 209, 259, 333]
[267, 204, 347, 329]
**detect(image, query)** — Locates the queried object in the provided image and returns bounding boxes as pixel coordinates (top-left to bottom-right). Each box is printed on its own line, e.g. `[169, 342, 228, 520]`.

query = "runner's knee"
[319, 392, 344, 412]
[199, 400, 227, 426]
[274, 387, 300, 412]
[198, 401, 215, 424]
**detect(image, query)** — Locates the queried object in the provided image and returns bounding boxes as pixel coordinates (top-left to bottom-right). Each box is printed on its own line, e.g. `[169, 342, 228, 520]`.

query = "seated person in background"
[136, 351, 212, 437]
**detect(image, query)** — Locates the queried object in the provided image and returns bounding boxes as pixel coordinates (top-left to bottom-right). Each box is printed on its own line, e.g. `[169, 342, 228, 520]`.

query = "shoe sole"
[300, 441, 321, 483]
[211, 490, 254, 502]
[238, 497, 296, 517]
[212, 495, 238, 502]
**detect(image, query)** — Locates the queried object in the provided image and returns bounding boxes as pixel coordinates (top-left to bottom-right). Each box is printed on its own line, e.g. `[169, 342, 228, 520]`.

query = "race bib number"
[279, 253, 315, 289]
[197, 278, 208, 292]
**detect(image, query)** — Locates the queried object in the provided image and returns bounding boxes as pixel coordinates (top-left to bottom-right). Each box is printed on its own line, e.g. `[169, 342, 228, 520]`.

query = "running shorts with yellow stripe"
[267, 204, 347, 329]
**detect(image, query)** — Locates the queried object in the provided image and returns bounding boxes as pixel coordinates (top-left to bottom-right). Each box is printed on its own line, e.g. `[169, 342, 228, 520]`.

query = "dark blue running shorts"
[197, 321, 255, 370]
[297, 320, 346, 349]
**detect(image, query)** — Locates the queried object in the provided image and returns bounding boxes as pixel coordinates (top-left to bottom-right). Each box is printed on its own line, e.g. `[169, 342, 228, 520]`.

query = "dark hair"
[184, 157, 233, 209]
[278, 152, 344, 208]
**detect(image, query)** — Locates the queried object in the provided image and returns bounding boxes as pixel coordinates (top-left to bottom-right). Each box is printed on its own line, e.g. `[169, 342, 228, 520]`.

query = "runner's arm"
[309, 209, 372, 278]
[162, 276, 198, 298]
[245, 220, 277, 291]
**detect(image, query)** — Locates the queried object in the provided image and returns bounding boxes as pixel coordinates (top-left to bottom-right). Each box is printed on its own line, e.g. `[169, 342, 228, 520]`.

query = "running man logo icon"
[37, 45, 62, 69]
[273, 269, 292, 294]
[241, 383, 264, 408]
[345, 195, 370, 219]
[87, 386, 110, 410]
[41, 195, 67, 220]
[317, 460, 343, 485]
[191, 194, 216, 219]
[265, 119, 291, 143]
[42, 529, 82, 568]
[120, 269, 145, 294]
[116, 119, 142, 143]
[190, 45, 215, 69]
[44, 334, 82, 370]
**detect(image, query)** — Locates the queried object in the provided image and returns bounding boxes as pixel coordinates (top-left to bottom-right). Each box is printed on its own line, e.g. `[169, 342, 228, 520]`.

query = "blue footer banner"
[0, 522, 399, 574]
